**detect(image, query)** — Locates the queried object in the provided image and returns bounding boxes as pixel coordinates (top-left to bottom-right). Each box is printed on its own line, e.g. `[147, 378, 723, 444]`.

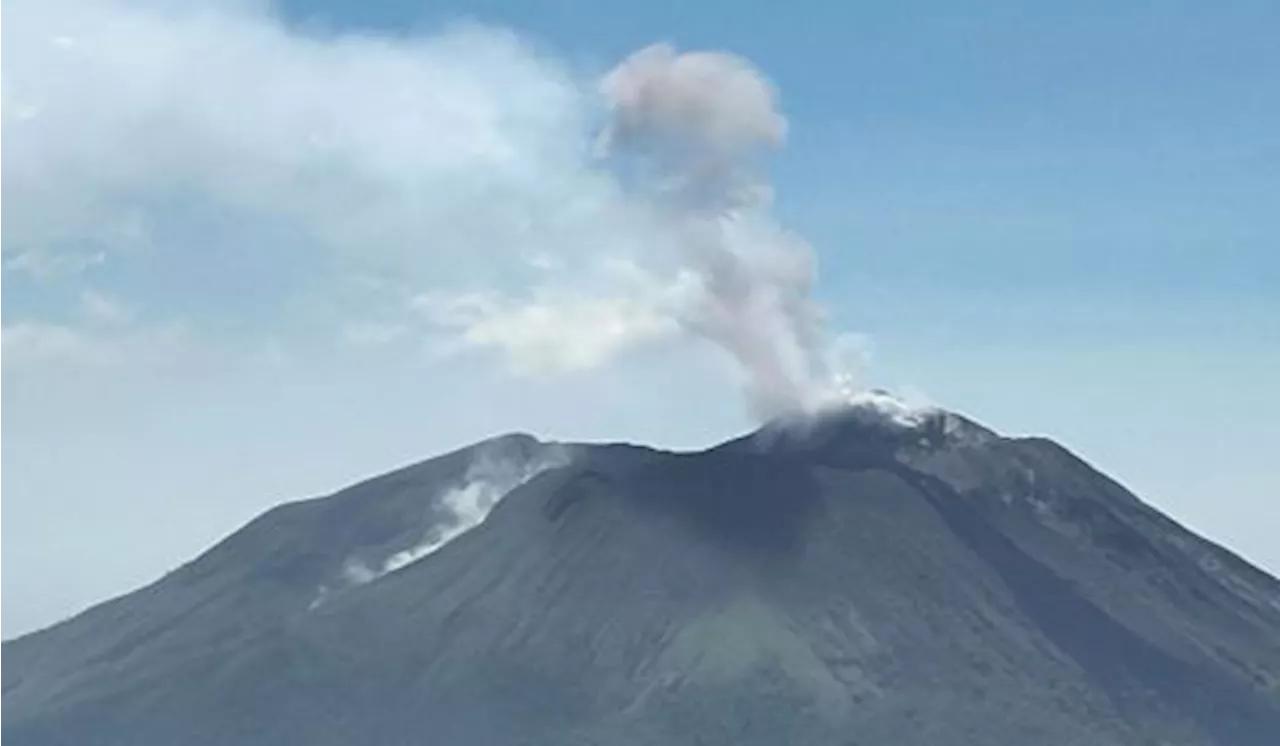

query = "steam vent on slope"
[5, 401, 1280, 745]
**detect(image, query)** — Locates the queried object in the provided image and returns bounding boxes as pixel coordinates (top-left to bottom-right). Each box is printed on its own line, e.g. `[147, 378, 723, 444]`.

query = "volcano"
[5, 405, 1279, 745]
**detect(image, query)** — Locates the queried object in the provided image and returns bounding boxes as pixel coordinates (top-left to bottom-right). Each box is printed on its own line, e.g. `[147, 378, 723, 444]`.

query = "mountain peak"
[727, 391, 998, 466]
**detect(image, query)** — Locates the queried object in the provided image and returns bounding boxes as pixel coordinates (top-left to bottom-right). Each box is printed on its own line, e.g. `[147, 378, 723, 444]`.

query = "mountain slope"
[5, 408, 1279, 745]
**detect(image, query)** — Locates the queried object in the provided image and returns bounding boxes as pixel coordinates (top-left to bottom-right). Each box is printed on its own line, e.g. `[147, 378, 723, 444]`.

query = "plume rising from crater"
[598, 44, 836, 420]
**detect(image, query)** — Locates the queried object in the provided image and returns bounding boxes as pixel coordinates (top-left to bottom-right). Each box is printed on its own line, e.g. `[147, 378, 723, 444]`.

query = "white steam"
[331, 443, 571, 594]
[382, 444, 570, 570]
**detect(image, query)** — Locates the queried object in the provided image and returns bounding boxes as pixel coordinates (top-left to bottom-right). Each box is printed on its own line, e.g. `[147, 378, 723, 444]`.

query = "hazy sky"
[3, 0, 1278, 639]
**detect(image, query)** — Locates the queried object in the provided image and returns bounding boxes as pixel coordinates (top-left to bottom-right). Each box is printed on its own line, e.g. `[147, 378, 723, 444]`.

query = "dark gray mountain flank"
[5, 407, 1280, 745]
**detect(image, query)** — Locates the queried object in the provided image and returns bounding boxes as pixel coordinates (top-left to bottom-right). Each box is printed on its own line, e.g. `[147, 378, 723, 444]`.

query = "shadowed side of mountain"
[727, 405, 1280, 741]
[898, 432, 1280, 693]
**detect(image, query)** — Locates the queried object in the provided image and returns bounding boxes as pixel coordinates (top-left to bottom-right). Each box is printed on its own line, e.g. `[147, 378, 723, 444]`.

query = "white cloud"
[0, 72, 41, 121]
[0, 318, 190, 370]
[79, 290, 133, 326]
[339, 320, 410, 348]
[413, 290, 676, 375]
[1, 322, 102, 367]
[2, 249, 107, 278]
[2, 0, 601, 282]
[411, 259, 697, 375]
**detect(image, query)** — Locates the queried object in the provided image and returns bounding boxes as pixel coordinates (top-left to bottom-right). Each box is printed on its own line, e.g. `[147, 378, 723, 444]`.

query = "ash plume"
[598, 44, 834, 420]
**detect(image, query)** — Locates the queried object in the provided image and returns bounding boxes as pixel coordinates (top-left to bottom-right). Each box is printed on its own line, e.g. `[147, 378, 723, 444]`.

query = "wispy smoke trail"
[324, 442, 571, 600]
[381, 443, 570, 570]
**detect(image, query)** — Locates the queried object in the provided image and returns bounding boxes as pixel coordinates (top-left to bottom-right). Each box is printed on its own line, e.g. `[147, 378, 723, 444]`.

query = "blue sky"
[3, 0, 1277, 637]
